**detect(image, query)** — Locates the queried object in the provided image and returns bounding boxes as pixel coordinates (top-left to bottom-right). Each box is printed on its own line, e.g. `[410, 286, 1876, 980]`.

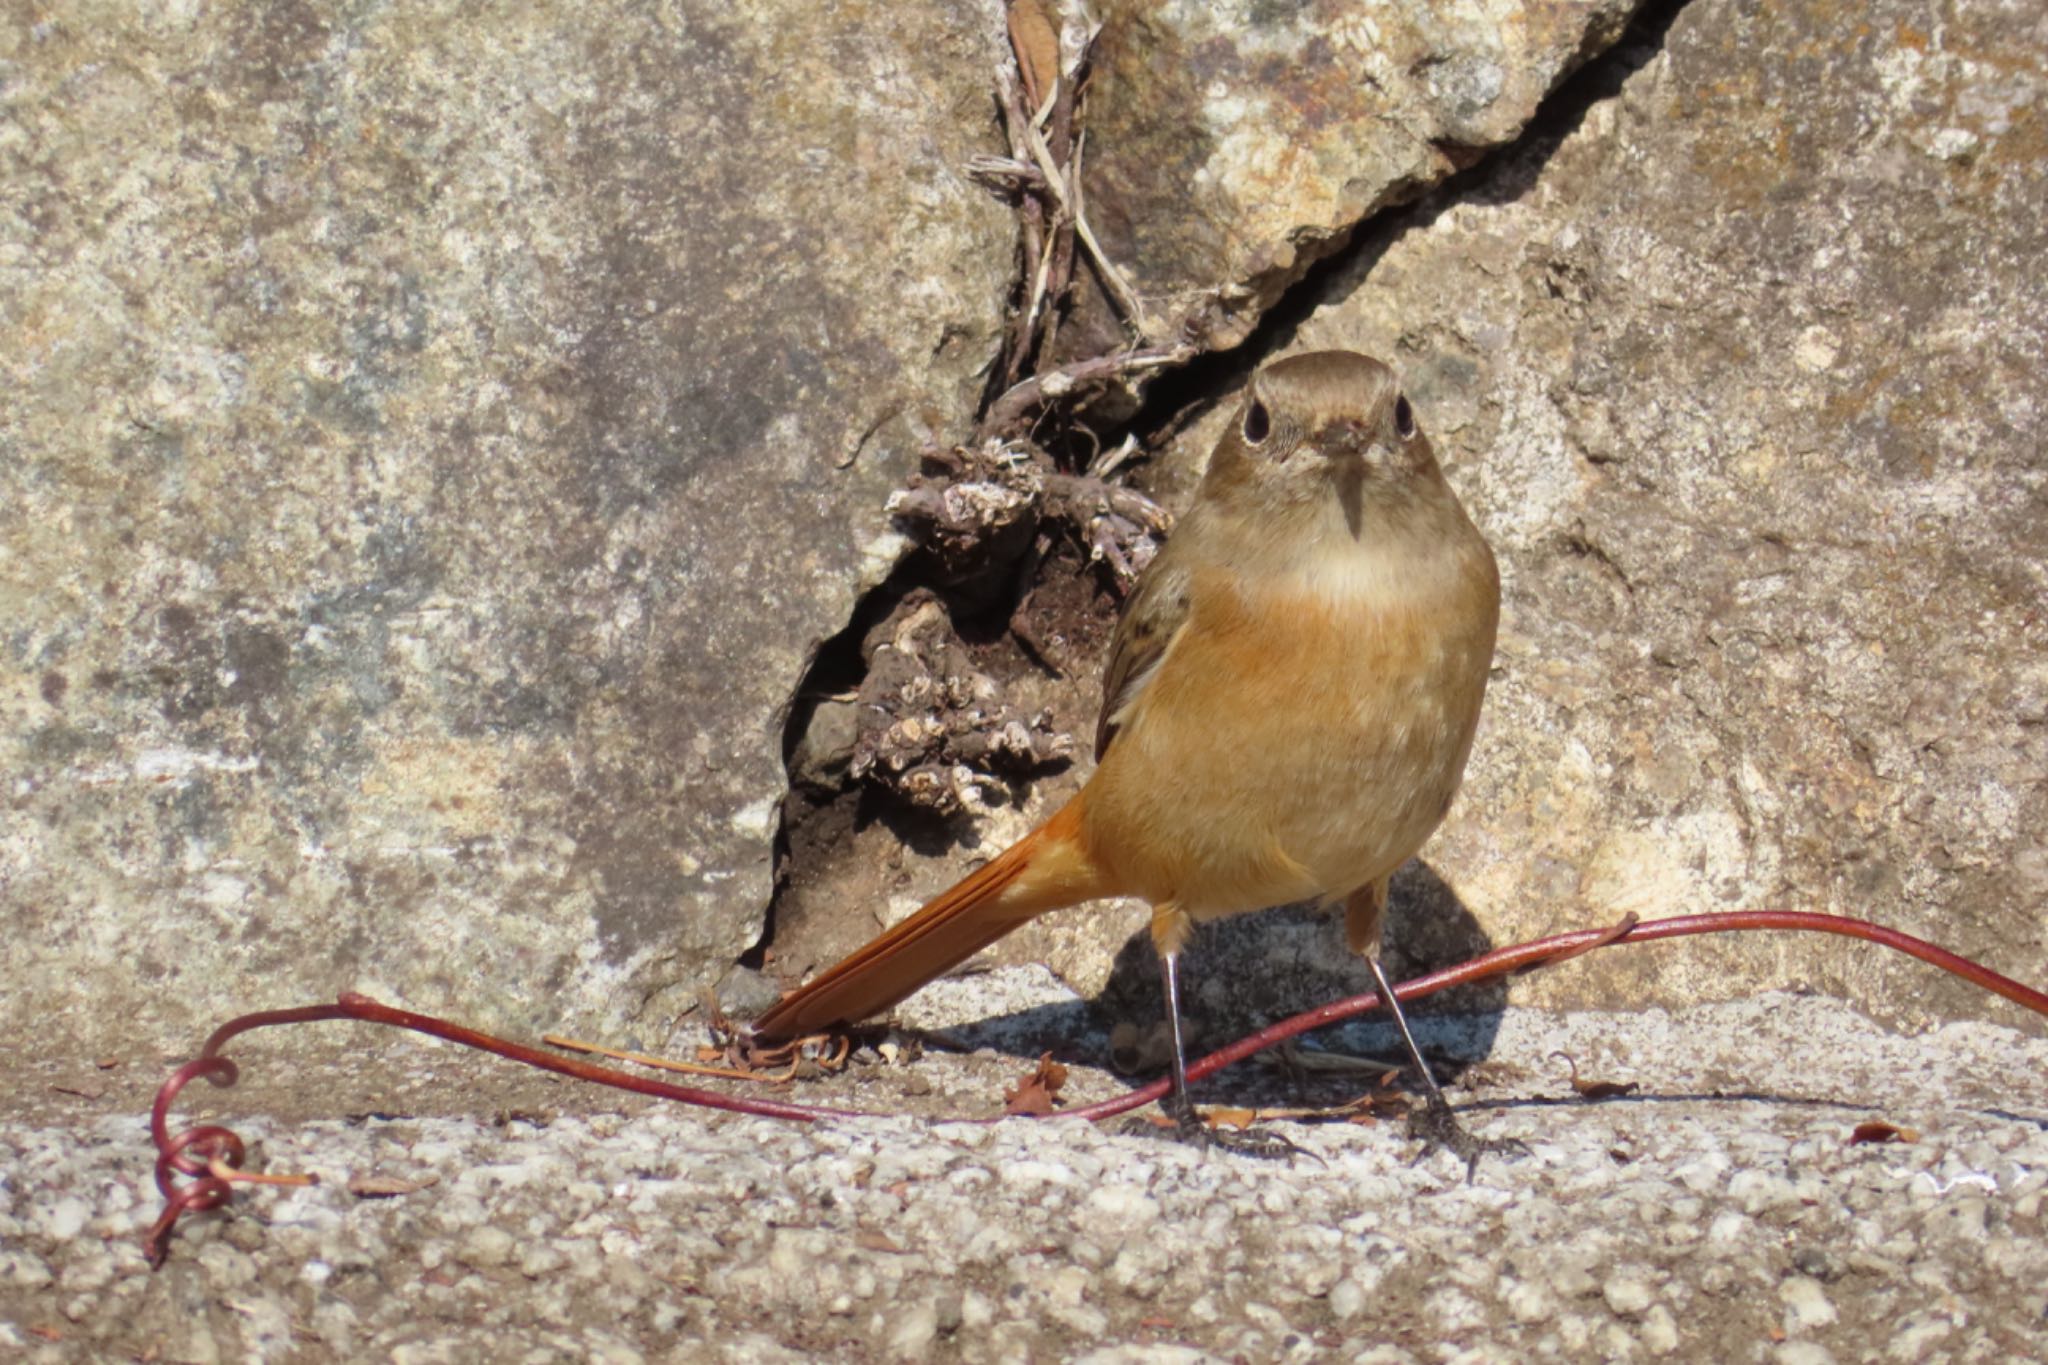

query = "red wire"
[1062, 910, 2048, 1121]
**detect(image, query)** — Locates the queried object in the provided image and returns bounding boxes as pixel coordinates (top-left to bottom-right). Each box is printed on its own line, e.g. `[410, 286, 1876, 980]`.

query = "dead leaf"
[1007, 0, 1062, 113]
[854, 1228, 906, 1254]
[1343, 1086, 1409, 1126]
[1003, 1052, 1069, 1116]
[1206, 1106, 1258, 1131]
[1848, 1120, 1918, 1145]
[347, 1172, 440, 1198]
[1576, 1079, 1641, 1100]
[1552, 1050, 1640, 1100]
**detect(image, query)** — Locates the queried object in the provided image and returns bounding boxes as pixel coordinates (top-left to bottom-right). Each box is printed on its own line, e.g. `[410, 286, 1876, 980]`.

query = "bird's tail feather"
[750, 797, 1106, 1041]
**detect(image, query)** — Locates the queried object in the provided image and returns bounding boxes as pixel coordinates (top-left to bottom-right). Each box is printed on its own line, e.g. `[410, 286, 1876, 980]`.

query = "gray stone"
[1780, 1275, 1839, 1334]
[1601, 1272, 1654, 1316]
[1143, 0, 2048, 1026]
[0, 2, 1010, 1048]
[1066, 0, 1644, 359]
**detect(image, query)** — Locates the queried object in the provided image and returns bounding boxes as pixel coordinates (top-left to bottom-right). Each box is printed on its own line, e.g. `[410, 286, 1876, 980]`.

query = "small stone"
[0, 1250, 53, 1290]
[1774, 1344, 1837, 1365]
[1886, 1314, 1952, 1361]
[1640, 1304, 1679, 1355]
[1790, 1246, 1844, 1282]
[885, 1299, 938, 1361]
[456, 1227, 516, 1270]
[1551, 1263, 1598, 1299]
[1505, 1279, 1555, 1324]
[1085, 1185, 1161, 1227]
[1778, 1275, 1837, 1333]
[1707, 1211, 1750, 1244]
[41, 1198, 89, 1242]
[1603, 1274, 1654, 1317]
[518, 1243, 567, 1278]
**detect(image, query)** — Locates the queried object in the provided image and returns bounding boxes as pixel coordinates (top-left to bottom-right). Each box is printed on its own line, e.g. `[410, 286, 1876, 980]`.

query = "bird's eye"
[1243, 399, 1271, 445]
[1394, 395, 1416, 439]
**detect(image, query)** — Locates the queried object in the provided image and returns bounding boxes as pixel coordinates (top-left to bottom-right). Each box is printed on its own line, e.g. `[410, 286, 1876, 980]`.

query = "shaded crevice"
[745, 532, 1112, 973]
[739, 559, 926, 970]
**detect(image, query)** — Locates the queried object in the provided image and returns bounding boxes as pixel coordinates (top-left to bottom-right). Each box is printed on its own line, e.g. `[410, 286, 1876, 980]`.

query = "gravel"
[3, 991, 2045, 1360]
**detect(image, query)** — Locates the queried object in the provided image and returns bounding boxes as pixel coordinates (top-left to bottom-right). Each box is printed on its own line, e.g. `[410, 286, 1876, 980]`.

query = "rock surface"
[0, 2, 1010, 1048]
[1071, 0, 1643, 356]
[1254, 0, 2048, 1029]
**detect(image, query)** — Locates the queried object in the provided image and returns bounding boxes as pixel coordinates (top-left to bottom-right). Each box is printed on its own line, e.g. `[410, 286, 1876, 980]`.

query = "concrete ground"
[4, 988, 2046, 1362]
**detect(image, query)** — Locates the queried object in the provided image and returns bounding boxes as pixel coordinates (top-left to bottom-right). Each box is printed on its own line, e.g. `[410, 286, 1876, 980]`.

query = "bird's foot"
[1405, 1095, 1528, 1181]
[1140, 1099, 1312, 1162]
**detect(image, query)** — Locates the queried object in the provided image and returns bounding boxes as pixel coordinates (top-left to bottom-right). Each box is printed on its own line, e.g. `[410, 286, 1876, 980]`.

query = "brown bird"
[753, 350, 1506, 1159]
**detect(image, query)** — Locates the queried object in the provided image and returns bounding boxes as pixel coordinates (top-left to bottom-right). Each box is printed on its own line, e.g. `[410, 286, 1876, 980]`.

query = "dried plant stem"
[981, 343, 1195, 438]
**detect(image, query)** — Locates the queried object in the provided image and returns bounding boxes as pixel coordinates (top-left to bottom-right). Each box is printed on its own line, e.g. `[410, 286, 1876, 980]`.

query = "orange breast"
[1078, 565, 1494, 919]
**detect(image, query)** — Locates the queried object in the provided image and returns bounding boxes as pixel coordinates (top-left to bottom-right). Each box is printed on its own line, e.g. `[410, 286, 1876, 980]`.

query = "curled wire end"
[143, 1174, 233, 1269]
[144, 998, 363, 1269]
[144, 1063, 316, 1265]
[145, 1055, 249, 1268]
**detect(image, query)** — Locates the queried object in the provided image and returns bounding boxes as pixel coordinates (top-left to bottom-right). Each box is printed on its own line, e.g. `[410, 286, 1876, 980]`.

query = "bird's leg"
[1363, 954, 1527, 1180]
[1151, 947, 1304, 1161]
[1157, 947, 1199, 1135]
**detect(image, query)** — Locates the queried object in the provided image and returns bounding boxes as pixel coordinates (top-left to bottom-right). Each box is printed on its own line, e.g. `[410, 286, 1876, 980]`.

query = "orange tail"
[750, 796, 1113, 1041]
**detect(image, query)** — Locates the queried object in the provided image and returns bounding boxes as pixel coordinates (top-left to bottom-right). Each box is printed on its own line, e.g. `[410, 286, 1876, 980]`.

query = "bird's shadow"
[934, 861, 1507, 1106]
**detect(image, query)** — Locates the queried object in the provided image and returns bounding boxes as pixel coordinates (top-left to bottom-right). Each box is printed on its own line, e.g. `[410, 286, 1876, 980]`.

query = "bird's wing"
[1094, 548, 1194, 762]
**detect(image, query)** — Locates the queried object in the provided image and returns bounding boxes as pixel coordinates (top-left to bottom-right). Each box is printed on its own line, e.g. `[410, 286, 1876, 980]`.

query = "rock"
[1640, 1303, 1680, 1354]
[1064, 0, 1645, 363]
[884, 1298, 940, 1360]
[8, 995, 2044, 1361]
[789, 699, 865, 793]
[713, 964, 785, 1020]
[456, 1225, 515, 1271]
[1139, 0, 2048, 1026]
[0, 1, 1010, 1047]
[1601, 1272, 1655, 1317]
[1779, 1275, 1839, 1334]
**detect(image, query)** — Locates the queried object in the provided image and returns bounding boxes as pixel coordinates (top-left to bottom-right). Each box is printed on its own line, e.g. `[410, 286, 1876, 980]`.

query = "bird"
[752, 349, 1506, 1160]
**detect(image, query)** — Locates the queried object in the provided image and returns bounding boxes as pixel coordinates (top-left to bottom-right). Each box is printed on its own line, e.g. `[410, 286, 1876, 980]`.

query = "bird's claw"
[1405, 1096, 1529, 1181]
[1154, 1100, 1313, 1162]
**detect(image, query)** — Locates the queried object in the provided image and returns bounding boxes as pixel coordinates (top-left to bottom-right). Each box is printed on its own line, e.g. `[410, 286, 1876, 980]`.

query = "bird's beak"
[1316, 419, 1374, 538]
[1316, 417, 1379, 472]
